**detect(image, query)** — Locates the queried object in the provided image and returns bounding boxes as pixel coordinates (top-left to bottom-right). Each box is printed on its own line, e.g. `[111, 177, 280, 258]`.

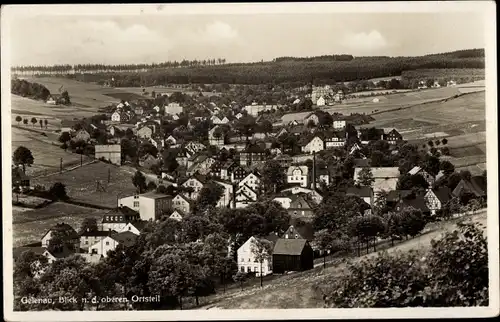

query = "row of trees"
[15, 116, 49, 129]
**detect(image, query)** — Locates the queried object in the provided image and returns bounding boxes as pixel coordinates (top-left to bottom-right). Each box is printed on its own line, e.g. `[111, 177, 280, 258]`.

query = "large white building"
[118, 192, 172, 221]
[88, 231, 137, 257]
[165, 102, 183, 116]
[237, 236, 273, 276]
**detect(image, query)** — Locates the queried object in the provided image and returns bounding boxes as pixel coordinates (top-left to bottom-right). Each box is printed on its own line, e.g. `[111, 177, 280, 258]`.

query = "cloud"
[341, 30, 388, 52]
[203, 21, 239, 41]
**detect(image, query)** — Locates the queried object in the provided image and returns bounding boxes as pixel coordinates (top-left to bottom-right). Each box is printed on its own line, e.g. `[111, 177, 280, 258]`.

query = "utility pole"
[60, 158, 63, 173]
[108, 168, 111, 183]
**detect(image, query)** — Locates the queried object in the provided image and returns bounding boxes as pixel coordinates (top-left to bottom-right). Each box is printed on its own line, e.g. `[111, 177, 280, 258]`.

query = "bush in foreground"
[319, 222, 488, 307]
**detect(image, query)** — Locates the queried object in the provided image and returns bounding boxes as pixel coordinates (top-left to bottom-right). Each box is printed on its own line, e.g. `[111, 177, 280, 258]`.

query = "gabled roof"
[408, 166, 425, 176]
[42, 223, 78, 240]
[110, 231, 137, 247]
[430, 187, 452, 204]
[139, 192, 172, 200]
[242, 143, 266, 154]
[80, 230, 115, 237]
[273, 238, 308, 255]
[287, 165, 309, 176]
[398, 196, 430, 212]
[282, 225, 305, 239]
[452, 176, 487, 198]
[346, 186, 373, 198]
[387, 190, 413, 202]
[353, 158, 371, 168]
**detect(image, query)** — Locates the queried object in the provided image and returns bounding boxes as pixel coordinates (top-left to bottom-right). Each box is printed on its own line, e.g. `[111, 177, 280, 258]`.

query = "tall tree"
[314, 229, 335, 268]
[79, 218, 99, 234]
[357, 167, 375, 187]
[193, 181, 225, 213]
[261, 160, 286, 193]
[132, 171, 147, 193]
[251, 238, 273, 287]
[30, 117, 37, 127]
[13, 146, 34, 173]
[15, 116, 22, 125]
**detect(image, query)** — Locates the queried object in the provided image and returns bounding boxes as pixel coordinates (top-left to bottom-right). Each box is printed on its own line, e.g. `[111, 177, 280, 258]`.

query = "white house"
[172, 194, 192, 214]
[237, 236, 273, 276]
[169, 210, 185, 221]
[238, 173, 261, 192]
[316, 96, 326, 107]
[181, 176, 206, 200]
[324, 131, 346, 148]
[208, 125, 225, 146]
[287, 165, 309, 188]
[354, 167, 400, 195]
[118, 221, 147, 235]
[118, 192, 172, 221]
[165, 102, 183, 115]
[424, 187, 452, 215]
[88, 232, 137, 257]
[235, 184, 258, 208]
[272, 195, 294, 209]
[301, 136, 325, 154]
[333, 120, 346, 130]
[111, 111, 121, 122]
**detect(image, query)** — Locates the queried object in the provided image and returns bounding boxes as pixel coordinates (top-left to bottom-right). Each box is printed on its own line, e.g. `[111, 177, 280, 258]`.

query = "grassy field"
[32, 161, 138, 208]
[12, 202, 105, 247]
[199, 210, 487, 309]
[11, 127, 90, 177]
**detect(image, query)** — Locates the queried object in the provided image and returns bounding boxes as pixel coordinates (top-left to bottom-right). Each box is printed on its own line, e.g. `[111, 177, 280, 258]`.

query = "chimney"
[312, 152, 317, 189]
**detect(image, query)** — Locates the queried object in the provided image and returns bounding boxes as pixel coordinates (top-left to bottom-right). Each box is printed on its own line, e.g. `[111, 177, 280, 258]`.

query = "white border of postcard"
[2, 2, 499, 321]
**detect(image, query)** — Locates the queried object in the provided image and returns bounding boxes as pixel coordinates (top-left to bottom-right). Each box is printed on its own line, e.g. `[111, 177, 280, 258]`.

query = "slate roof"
[346, 186, 373, 198]
[452, 176, 487, 197]
[110, 231, 138, 247]
[387, 190, 413, 202]
[273, 238, 308, 255]
[353, 158, 371, 168]
[431, 187, 452, 204]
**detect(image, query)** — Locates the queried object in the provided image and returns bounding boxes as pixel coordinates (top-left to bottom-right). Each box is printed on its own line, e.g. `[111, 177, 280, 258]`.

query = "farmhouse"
[452, 176, 487, 200]
[237, 236, 273, 276]
[272, 239, 314, 274]
[316, 96, 326, 107]
[235, 184, 258, 208]
[95, 144, 121, 165]
[41, 223, 79, 251]
[287, 195, 315, 220]
[304, 112, 320, 126]
[181, 175, 207, 199]
[385, 129, 403, 144]
[88, 231, 137, 257]
[238, 172, 261, 192]
[424, 187, 452, 215]
[333, 119, 347, 130]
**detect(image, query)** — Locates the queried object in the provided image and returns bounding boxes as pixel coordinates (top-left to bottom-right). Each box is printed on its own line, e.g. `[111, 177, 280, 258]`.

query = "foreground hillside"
[200, 210, 487, 309]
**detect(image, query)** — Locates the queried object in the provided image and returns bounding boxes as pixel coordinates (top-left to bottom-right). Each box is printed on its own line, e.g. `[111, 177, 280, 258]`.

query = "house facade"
[118, 193, 172, 221]
[165, 102, 183, 116]
[95, 144, 121, 165]
[237, 236, 273, 276]
[301, 136, 325, 154]
[172, 194, 192, 214]
[287, 165, 309, 188]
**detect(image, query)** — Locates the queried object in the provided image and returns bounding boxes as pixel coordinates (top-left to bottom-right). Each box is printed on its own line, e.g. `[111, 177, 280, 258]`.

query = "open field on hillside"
[11, 94, 99, 122]
[401, 68, 485, 82]
[201, 211, 487, 309]
[12, 202, 104, 247]
[12, 127, 89, 177]
[19, 76, 119, 108]
[32, 161, 138, 208]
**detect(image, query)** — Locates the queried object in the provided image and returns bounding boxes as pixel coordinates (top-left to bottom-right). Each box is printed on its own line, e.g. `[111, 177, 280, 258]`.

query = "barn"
[272, 238, 314, 274]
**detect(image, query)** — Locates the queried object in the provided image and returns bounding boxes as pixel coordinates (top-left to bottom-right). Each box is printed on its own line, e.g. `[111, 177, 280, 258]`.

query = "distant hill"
[12, 48, 485, 86]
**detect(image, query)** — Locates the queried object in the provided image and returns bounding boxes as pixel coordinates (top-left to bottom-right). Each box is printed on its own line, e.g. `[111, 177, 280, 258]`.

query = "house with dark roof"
[424, 187, 452, 215]
[79, 230, 115, 250]
[395, 194, 430, 214]
[272, 239, 314, 274]
[287, 195, 315, 221]
[346, 186, 374, 207]
[88, 231, 138, 257]
[239, 143, 267, 167]
[102, 206, 141, 232]
[452, 176, 487, 201]
[41, 223, 79, 251]
[324, 131, 347, 148]
[385, 129, 403, 144]
[386, 190, 414, 208]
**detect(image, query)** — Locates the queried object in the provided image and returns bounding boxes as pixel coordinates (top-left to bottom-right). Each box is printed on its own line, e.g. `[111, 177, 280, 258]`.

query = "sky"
[8, 11, 486, 66]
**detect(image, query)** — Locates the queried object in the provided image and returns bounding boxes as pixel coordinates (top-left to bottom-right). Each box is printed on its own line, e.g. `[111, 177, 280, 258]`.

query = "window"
[85, 241, 88, 245]
[240, 266, 245, 272]
[254, 267, 258, 272]
[128, 227, 131, 231]
[247, 267, 251, 273]
[133, 201, 139, 207]
[105, 241, 110, 246]
[241, 258, 244, 262]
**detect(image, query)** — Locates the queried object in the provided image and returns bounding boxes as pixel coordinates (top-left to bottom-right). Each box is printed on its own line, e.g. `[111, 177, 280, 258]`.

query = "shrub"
[48, 182, 68, 201]
[320, 222, 488, 307]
